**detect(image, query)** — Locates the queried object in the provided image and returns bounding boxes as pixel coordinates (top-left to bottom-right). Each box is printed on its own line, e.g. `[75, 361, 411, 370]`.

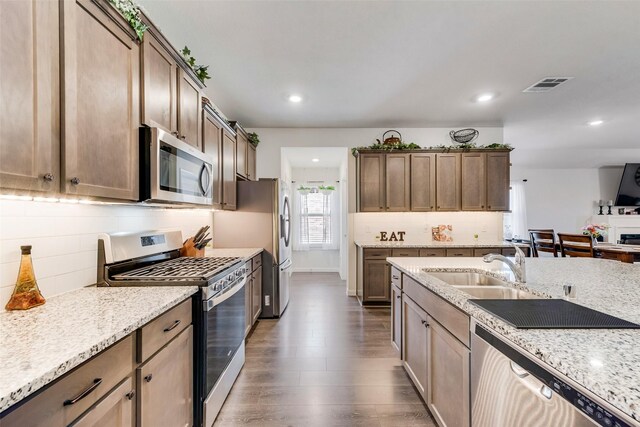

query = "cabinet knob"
[180, 135, 186, 140]
[396, 295, 401, 299]
[43, 173, 54, 182]
[488, 206, 491, 209]
[126, 390, 136, 400]
[421, 320, 429, 328]
[144, 374, 153, 383]
[437, 206, 440, 209]
[171, 131, 179, 137]
[481, 205, 484, 208]
[430, 206, 433, 209]
[70, 177, 80, 185]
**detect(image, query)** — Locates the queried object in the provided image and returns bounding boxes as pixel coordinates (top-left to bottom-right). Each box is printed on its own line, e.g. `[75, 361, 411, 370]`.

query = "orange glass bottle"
[5, 246, 46, 310]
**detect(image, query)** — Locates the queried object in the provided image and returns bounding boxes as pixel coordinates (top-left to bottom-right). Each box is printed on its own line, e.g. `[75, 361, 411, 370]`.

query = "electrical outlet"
[265, 295, 270, 306]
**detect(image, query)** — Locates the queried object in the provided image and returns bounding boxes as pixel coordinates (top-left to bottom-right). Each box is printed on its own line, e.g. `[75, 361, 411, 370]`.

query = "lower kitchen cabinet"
[245, 252, 264, 338]
[70, 377, 135, 427]
[252, 264, 263, 323]
[391, 283, 402, 354]
[427, 318, 470, 427]
[363, 259, 391, 303]
[245, 270, 253, 337]
[138, 325, 193, 427]
[402, 295, 429, 398]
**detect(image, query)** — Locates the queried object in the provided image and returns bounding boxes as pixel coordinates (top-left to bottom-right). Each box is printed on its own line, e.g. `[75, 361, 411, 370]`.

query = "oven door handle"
[203, 276, 246, 312]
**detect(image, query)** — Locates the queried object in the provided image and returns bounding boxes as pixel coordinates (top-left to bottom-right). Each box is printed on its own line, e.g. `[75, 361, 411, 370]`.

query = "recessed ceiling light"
[289, 94, 303, 103]
[311, 158, 320, 163]
[588, 120, 604, 126]
[476, 93, 494, 103]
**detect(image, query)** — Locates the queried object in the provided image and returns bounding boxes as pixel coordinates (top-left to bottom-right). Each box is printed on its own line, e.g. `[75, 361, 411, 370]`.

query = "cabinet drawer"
[1, 335, 134, 427]
[391, 266, 402, 289]
[419, 248, 446, 257]
[446, 248, 473, 257]
[364, 248, 391, 259]
[392, 248, 419, 257]
[502, 247, 517, 257]
[245, 260, 252, 273]
[252, 253, 262, 270]
[403, 275, 469, 346]
[70, 377, 134, 427]
[137, 298, 191, 363]
[473, 248, 501, 257]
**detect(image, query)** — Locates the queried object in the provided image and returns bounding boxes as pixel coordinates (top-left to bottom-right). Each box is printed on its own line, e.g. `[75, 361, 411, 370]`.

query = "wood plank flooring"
[215, 272, 435, 426]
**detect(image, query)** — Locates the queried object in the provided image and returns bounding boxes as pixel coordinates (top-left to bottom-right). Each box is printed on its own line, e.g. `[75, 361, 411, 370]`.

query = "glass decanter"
[5, 246, 46, 310]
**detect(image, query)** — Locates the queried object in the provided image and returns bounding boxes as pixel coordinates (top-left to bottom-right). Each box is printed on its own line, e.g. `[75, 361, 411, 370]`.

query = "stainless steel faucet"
[483, 245, 527, 283]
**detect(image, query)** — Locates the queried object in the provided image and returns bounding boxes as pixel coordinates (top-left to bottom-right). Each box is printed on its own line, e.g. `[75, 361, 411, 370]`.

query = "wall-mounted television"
[615, 163, 640, 206]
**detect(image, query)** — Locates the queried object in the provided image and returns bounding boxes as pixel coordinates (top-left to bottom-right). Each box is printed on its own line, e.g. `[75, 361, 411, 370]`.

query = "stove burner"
[112, 256, 241, 281]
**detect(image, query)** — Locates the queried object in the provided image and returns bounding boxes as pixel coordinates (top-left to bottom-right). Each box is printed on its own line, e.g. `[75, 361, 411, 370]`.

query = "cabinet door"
[70, 377, 135, 427]
[461, 152, 486, 211]
[410, 154, 436, 212]
[138, 326, 193, 427]
[247, 143, 257, 181]
[391, 284, 402, 355]
[436, 153, 461, 211]
[141, 32, 177, 134]
[236, 132, 248, 178]
[385, 153, 410, 211]
[245, 275, 252, 336]
[363, 259, 390, 303]
[359, 154, 385, 212]
[177, 68, 201, 149]
[252, 266, 262, 323]
[486, 152, 510, 211]
[0, 0, 59, 193]
[419, 249, 446, 257]
[202, 111, 223, 207]
[402, 295, 428, 399]
[61, 0, 139, 200]
[221, 130, 237, 210]
[428, 318, 470, 427]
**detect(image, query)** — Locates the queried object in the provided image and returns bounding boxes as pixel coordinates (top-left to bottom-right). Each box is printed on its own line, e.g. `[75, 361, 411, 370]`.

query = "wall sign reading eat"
[380, 231, 406, 242]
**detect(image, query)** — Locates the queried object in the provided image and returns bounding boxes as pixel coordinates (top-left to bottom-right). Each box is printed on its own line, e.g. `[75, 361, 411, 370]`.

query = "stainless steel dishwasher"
[470, 322, 638, 427]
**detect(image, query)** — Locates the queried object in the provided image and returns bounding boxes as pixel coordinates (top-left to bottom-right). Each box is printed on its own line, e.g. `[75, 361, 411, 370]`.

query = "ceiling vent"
[523, 77, 574, 93]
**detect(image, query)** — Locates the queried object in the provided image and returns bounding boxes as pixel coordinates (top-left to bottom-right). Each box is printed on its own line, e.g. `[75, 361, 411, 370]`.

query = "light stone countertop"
[0, 286, 198, 413]
[206, 247, 263, 260]
[386, 256, 640, 422]
[355, 240, 529, 248]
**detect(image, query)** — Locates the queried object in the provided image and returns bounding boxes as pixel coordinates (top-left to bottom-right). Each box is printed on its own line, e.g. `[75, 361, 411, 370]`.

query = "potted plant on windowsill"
[319, 185, 335, 196]
[298, 185, 311, 196]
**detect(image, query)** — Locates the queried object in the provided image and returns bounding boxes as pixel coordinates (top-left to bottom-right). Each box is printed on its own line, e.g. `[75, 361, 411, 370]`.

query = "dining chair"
[557, 233, 594, 258]
[529, 230, 558, 257]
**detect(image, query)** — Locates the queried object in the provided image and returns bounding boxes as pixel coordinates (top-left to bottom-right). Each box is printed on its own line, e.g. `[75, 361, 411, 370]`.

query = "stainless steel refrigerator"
[213, 179, 292, 318]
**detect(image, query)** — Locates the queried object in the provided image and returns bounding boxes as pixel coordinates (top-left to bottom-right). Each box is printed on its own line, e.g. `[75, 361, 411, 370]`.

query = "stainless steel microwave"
[140, 127, 214, 206]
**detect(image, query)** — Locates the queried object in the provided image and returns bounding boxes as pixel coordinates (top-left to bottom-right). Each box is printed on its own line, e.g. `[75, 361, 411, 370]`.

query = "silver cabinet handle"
[392, 275, 400, 280]
[510, 361, 529, 378]
[43, 173, 54, 182]
[63, 378, 102, 406]
[126, 390, 136, 400]
[421, 320, 429, 328]
[144, 374, 153, 382]
[70, 177, 80, 185]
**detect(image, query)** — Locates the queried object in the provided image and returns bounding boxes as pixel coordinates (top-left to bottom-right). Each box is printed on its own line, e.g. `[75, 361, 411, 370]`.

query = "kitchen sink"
[426, 271, 508, 287]
[455, 286, 537, 300]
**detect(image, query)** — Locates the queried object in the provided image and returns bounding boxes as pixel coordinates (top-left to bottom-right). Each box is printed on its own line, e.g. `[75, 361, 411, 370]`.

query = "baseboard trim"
[292, 268, 340, 273]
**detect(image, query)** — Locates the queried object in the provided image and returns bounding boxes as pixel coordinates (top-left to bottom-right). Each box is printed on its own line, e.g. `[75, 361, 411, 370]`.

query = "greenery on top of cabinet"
[181, 46, 211, 84]
[248, 132, 260, 147]
[108, 0, 148, 41]
[352, 142, 421, 156]
[426, 142, 513, 152]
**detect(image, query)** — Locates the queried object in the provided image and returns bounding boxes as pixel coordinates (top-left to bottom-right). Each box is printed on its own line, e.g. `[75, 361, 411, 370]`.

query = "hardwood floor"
[215, 272, 435, 426]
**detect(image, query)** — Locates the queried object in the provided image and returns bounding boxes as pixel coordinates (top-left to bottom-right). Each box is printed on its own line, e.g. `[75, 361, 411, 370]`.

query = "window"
[299, 192, 332, 246]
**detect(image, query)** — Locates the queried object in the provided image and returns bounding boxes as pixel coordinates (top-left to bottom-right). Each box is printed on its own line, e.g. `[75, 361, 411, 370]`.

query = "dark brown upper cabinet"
[0, 0, 60, 194]
[247, 143, 257, 181]
[410, 153, 436, 211]
[461, 152, 486, 211]
[486, 151, 510, 211]
[177, 68, 202, 150]
[221, 129, 237, 210]
[202, 109, 224, 208]
[435, 153, 461, 211]
[61, 0, 140, 201]
[385, 153, 411, 211]
[359, 153, 386, 212]
[236, 131, 248, 179]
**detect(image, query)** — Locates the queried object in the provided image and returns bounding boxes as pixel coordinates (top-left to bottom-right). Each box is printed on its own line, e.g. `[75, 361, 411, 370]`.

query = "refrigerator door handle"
[280, 259, 292, 271]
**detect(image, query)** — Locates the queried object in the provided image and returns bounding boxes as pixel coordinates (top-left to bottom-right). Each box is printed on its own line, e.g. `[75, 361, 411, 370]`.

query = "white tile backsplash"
[0, 200, 212, 307]
[353, 212, 504, 244]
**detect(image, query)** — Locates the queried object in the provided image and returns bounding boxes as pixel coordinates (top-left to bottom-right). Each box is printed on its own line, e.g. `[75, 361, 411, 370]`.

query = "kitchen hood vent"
[523, 77, 573, 93]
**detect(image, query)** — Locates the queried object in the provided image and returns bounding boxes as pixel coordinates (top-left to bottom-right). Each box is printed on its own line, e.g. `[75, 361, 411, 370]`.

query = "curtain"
[507, 181, 528, 240]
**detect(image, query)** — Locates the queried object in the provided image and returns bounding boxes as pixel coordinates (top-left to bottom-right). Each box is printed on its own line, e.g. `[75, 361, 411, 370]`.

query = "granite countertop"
[0, 286, 198, 413]
[355, 241, 529, 248]
[386, 257, 640, 422]
[206, 247, 263, 260]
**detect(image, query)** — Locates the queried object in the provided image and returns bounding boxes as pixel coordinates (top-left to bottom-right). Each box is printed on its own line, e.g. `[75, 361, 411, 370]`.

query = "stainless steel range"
[97, 230, 246, 427]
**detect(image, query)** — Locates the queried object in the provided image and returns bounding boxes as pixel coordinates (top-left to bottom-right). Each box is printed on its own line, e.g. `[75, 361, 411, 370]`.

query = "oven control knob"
[228, 274, 234, 282]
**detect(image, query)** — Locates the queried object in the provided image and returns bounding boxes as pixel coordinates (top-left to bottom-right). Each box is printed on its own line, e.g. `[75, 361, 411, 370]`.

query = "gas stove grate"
[112, 256, 241, 281]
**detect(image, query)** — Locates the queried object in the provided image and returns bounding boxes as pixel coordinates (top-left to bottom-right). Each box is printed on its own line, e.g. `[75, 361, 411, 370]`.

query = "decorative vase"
[5, 246, 46, 311]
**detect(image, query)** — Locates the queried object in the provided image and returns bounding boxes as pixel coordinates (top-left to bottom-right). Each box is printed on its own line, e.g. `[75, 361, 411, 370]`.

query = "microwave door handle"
[198, 164, 212, 196]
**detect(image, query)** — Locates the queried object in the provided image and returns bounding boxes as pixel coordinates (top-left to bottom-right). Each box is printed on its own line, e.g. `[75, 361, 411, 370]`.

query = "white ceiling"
[282, 147, 347, 169]
[139, 0, 640, 164]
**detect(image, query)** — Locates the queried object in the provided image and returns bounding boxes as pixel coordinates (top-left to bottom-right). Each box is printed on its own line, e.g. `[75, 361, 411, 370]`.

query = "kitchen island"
[387, 256, 640, 425]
